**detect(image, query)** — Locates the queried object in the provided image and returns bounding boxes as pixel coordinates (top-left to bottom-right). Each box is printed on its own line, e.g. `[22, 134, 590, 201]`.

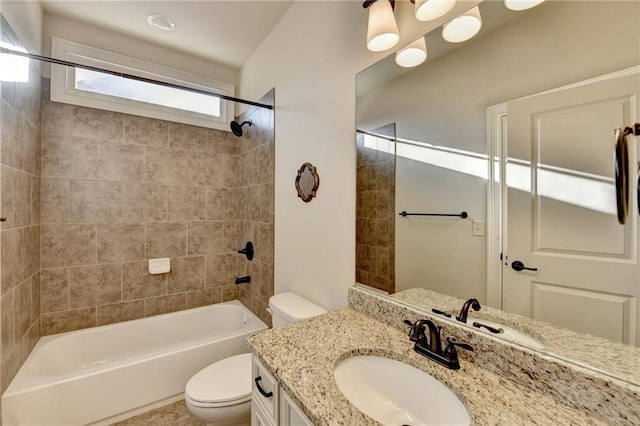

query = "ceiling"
[40, 0, 295, 69]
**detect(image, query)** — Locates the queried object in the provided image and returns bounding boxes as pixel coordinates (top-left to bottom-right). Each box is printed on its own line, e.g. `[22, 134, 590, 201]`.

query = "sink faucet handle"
[444, 337, 474, 358]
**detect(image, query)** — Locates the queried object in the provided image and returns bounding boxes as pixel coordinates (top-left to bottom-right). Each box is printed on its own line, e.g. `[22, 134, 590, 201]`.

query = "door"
[502, 70, 640, 345]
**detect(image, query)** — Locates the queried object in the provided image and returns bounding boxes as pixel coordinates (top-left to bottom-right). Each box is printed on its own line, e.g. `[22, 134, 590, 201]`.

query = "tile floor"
[112, 400, 205, 426]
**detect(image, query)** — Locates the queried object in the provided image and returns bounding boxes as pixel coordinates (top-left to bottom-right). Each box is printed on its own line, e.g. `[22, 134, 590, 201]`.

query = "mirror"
[356, 0, 640, 384]
[295, 162, 320, 202]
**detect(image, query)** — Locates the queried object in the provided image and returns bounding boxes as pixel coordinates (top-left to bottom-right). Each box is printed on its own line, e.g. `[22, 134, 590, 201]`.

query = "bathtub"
[2, 300, 267, 426]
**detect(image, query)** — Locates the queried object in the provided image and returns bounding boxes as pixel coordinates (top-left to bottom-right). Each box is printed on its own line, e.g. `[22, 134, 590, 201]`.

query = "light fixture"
[415, 0, 457, 22]
[442, 6, 482, 43]
[364, 0, 400, 52]
[147, 13, 176, 32]
[504, 0, 545, 11]
[395, 37, 427, 68]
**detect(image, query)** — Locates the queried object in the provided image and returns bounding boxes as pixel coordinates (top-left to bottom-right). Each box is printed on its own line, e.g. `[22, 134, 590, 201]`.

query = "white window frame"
[50, 37, 234, 130]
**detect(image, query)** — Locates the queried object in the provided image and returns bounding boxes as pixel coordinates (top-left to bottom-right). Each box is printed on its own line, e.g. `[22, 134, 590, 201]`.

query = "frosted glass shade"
[395, 37, 427, 68]
[504, 0, 545, 11]
[366, 0, 400, 52]
[442, 6, 482, 43]
[415, 0, 456, 21]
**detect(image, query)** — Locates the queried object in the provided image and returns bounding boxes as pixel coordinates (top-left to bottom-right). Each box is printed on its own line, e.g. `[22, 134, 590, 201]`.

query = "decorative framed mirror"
[295, 162, 319, 202]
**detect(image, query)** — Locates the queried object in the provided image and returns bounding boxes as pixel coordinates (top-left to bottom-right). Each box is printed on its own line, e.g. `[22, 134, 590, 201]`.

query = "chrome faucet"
[455, 298, 481, 323]
[405, 319, 473, 370]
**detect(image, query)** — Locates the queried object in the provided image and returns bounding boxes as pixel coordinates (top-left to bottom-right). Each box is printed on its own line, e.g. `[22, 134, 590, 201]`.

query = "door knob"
[511, 260, 538, 272]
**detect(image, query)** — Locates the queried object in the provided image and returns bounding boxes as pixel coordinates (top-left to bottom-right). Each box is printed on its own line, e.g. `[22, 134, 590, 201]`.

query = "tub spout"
[235, 276, 251, 285]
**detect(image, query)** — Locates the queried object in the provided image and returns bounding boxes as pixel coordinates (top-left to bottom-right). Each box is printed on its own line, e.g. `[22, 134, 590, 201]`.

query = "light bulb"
[442, 6, 482, 43]
[366, 0, 400, 52]
[504, 0, 545, 11]
[415, 0, 457, 22]
[395, 37, 427, 68]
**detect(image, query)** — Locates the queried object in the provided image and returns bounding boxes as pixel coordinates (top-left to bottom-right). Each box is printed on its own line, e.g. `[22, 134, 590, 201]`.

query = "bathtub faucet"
[235, 276, 251, 285]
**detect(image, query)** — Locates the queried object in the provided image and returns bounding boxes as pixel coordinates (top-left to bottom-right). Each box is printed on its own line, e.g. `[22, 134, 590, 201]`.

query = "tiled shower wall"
[236, 90, 275, 327]
[0, 16, 43, 394]
[39, 86, 275, 333]
[355, 127, 395, 293]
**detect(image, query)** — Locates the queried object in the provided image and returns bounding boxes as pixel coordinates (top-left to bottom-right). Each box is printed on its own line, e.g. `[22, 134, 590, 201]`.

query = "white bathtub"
[2, 300, 268, 426]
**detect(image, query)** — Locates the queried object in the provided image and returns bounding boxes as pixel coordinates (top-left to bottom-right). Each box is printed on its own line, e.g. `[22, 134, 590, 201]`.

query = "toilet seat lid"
[185, 353, 252, 405]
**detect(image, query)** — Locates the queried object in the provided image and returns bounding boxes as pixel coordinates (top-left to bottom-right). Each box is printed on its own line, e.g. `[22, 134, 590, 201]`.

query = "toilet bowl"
[184, 292, 327, 425]
[184, 353, 252, 426]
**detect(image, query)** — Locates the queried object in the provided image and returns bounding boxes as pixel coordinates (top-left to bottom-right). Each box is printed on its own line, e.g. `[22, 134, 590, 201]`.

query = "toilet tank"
[269, 292, 327, 328]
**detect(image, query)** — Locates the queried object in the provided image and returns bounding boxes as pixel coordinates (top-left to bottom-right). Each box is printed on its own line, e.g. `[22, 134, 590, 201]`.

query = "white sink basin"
[334, 355, 470, 426]
[468, 317, 545, 350]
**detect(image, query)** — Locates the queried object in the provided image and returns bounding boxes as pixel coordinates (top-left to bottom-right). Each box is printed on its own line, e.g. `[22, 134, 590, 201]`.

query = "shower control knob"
[511, 260, 538, 272]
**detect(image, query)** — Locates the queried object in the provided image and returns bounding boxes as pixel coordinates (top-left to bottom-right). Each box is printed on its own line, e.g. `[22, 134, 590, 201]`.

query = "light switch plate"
[472, 220, 485, 237]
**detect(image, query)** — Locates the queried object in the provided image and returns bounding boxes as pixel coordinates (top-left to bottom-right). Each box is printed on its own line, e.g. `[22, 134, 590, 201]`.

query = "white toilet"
[184, 292, 327, 426]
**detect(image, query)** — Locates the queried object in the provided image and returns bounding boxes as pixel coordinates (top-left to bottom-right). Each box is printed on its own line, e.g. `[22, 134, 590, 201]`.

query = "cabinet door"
[252, 356, 278, 420]
[252, 402, 275, 426]
[279, 390, 313, 426]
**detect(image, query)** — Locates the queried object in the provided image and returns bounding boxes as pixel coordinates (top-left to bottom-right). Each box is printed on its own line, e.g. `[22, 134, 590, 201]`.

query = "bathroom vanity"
[248, 287, 639, 425]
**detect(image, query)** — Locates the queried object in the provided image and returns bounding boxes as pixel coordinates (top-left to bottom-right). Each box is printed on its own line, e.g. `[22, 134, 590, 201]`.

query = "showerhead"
[230, 120, 252, 137]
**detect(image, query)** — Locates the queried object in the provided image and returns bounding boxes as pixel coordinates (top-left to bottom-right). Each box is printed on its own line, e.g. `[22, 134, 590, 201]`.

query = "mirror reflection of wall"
[356, 0, 640, 344]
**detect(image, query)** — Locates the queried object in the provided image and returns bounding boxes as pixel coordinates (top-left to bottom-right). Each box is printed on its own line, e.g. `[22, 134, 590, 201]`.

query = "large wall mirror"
[356, 0, 640, 384]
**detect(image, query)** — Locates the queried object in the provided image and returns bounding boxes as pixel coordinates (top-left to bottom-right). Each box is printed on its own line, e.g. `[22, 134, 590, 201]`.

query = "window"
[51, 38, 234, 130]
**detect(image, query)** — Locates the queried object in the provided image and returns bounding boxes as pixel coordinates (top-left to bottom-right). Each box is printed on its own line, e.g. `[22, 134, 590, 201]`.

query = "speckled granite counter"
[248, 309, 605, 425]
[391, 288, 640, 386]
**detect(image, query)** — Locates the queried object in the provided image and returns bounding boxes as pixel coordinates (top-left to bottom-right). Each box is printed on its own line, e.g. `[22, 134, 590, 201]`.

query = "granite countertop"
[248, 308, 604, 425]
[391, 288, 640, 385]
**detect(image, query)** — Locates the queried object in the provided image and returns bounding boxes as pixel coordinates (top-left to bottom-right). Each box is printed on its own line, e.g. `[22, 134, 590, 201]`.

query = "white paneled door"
[502, 69, 640, 345]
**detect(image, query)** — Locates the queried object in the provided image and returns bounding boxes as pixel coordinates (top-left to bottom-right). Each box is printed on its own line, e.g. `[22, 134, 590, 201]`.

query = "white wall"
[41, 13, 239, 87]
[239, 1, 479, 310]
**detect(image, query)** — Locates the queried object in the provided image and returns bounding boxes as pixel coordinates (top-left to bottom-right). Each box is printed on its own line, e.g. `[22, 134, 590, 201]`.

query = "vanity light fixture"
[147, 13, 176, 32]
[395, 36, 427, 68]
[415, 0, 456, 21]
[363, 0, 400, 52]
[504, 0, 545, 11]
[442, 6, 482, 43]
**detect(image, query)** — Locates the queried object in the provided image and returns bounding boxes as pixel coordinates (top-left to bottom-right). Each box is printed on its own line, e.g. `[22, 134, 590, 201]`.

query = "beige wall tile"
[41, 268, 69, 313]
[97, 300, 145, 326]
[41, 224, 97, 268]
[189, 152, 223, 187]
[187, 221, 223, 255]
[31, 176, 41, 225]
[1, 100, 23, 169]
[69, 180, 122, 223]
[207, 129, 239, 156]
[22, 225, 40, 279]
[122, 261, 166, 300]
[1, 336, 27, 393]
[146, 147, 190, 186]
[22, 122, 40, 176]
[221, 285, 238, 302]
[167, 186, 205, 221]
[146, 222, 187, 258]
[41, 307, 97, 336]
[97, 141, 146, 182]
[124, 115, 168, 147]
[13, 277, 32, 341]
[1, 166, 15, 230]
[254, 223, 274, 262]
[122, 182, 168, 222]
[145, 293, 186, 317]
[222, 221, 240, 253]
[42, 100, 123, 141]
[97, 223, 145, 263]
[69, 263, 122, 309]
[41, 179, 69, 223]
[186, 288, 222, 309]
[168, 122, 207, 152]
[31, 272, 41, 323]
[206, 254, 236, 287]
[206, 187, 237, 221]
[1, 228, 22, 294]
[222, 155, 239, 188]
[167, 256, 205, 293]
[1, 292, 15, 359]
[14, 170, 32, 227]
[41, 134, 97, 180]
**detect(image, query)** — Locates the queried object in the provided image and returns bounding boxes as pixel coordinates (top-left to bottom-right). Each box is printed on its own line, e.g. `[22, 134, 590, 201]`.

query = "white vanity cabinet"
[252, 356, 314, 426]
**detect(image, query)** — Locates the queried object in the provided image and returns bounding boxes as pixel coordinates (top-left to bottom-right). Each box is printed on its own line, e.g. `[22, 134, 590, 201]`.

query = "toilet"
[184, 292, 327, 425]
